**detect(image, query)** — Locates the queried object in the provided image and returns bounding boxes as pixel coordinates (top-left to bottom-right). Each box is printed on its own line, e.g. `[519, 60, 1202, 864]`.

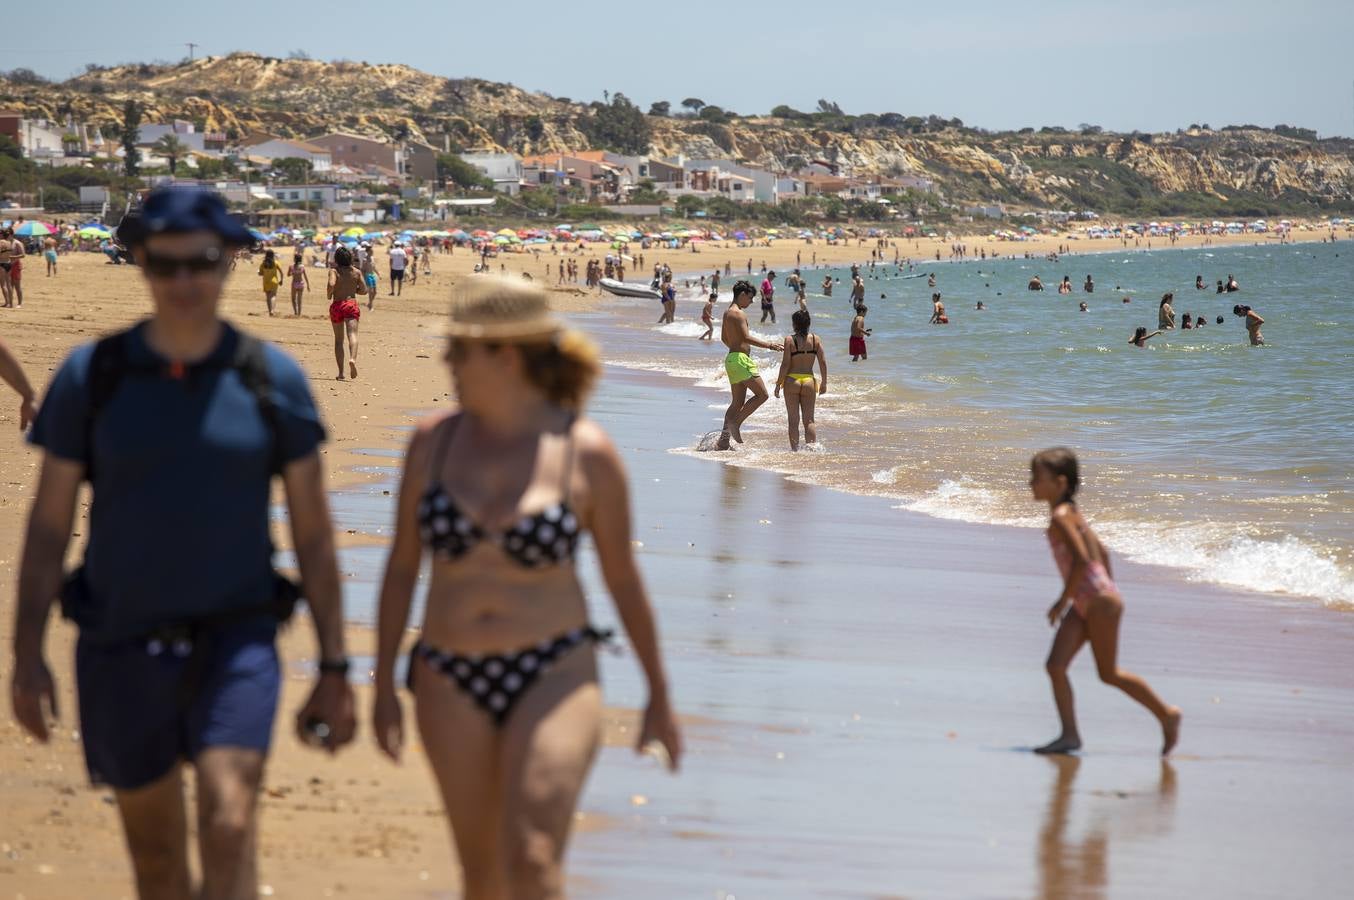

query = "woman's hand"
[818, 381, 827, 396]
[1047, 598, 1070, 627]
[774, 384, 781, 399]
[638, 693, 683, 772]
[373, 683, 404, 762]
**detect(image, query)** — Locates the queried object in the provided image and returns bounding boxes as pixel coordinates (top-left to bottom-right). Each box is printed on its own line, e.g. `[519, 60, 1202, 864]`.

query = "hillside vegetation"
[3, 54, 1352, 217]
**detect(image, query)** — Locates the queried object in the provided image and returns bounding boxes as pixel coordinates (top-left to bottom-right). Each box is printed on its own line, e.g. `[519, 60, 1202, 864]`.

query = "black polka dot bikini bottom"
[408, 626, 613, 725]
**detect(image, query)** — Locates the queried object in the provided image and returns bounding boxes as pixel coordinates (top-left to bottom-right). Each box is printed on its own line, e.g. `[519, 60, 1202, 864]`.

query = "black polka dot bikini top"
[416, 415, 582, 568]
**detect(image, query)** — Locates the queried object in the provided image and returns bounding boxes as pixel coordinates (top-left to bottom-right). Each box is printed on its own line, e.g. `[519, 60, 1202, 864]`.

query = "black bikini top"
[417, 416, 581, 568]
[790, 334, 817, 356]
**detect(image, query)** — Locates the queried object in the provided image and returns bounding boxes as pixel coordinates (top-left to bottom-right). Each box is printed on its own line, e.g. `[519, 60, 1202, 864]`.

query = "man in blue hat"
[10, 185, 355, 899]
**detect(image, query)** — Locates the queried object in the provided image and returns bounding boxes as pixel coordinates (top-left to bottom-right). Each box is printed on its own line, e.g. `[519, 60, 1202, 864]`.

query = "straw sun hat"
[443, 277, 564, 341]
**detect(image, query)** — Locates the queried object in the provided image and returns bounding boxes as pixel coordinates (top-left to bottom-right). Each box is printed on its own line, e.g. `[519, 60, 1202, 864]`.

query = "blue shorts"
[364, 273, 377, 292]
[75, 619, 280, 790]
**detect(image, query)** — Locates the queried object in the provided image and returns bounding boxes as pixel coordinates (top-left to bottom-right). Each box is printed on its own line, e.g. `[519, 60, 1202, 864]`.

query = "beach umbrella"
[341, 226, 365, 237]
[14, 221, 54, 236]
[574, 223, 601, 232]
[338, 234, 359, 244]
[78, 225, 112, 238]
[450, 229, 469, 239]
[494, 235, 511, 244]
[733, 230, 747, 240]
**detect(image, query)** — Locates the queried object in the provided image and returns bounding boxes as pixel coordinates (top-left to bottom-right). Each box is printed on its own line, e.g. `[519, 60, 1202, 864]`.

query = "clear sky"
[5, 0, 1350, 137]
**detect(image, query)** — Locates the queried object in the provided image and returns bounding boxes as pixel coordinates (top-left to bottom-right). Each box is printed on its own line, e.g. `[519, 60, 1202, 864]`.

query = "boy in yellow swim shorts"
[717, 280, 782, 449]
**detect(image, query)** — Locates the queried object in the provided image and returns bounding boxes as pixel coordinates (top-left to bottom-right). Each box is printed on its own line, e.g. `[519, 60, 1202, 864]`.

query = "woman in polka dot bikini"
[372, 278, 682, 897]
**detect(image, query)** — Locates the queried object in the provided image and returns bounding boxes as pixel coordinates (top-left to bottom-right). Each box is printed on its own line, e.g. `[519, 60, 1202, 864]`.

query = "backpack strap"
[83, 331, 132, 483]
[230, 333, 284, 476]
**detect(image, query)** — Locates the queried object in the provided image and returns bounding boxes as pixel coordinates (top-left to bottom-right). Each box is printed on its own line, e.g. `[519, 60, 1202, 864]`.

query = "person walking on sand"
[0, 334, 37, 428]
[371, 279, 681, 899]
[10, 185, 356, 900]
[1028, 447, 1182, 756]
[361, 249, 379, 310]
[1234, 304, 1264, 344]
[719, 280, 781, 450]
[258, 249, 284, 316]
[389, 241, 408, 296]
[760, 270, 777, 324]
[0, 226, 25, 307]
[287, 250, 309, 317]
[44, 235, 58, 277]
[698, 291, 716, 341]
[850, 305, 872, 361]
[328, 245, 367, 380]
[773, 309, 827, 451]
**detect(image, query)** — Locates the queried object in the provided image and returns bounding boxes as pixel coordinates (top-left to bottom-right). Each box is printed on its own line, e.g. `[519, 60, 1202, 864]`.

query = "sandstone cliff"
[3, 54, 1351, 212]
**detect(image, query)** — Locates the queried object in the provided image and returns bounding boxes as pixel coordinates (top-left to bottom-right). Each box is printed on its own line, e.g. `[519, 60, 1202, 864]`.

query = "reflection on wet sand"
[1038, 757, 1178, 899]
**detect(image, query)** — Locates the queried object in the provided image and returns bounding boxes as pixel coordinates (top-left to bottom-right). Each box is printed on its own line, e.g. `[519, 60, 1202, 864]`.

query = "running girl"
[258, 249, 284, 316]
[287, 251, 309, 317]
[1029, 448, 1181, 755]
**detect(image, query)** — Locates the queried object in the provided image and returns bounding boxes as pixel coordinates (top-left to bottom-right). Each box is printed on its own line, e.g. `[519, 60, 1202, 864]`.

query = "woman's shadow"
[1037, 756, 1178, 899]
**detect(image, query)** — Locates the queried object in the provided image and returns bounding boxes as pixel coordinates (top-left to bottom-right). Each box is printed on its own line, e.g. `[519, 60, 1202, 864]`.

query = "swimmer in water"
[976, 301, 986, 311]
[1083, 275, 1094, 293]
[1079, 301, 1088, 312]
[1233, 304, 1264, 345]
[1181, 313, 1192, 330]
[1195, 275, 1205, 290]
[1058, 276, 1072, 295]
[1129, 326, 1162, 347]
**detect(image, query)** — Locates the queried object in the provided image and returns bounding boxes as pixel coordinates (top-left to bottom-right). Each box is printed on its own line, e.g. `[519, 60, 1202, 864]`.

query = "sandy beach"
[1, 246, 1352, 898]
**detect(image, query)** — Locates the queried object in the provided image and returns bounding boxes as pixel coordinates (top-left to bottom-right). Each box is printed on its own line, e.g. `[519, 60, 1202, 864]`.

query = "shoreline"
[571, 236, 1353, 614]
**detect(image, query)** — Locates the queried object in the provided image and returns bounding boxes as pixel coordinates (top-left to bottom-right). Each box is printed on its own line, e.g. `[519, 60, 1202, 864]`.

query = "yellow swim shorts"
[724, 351, 759, 385]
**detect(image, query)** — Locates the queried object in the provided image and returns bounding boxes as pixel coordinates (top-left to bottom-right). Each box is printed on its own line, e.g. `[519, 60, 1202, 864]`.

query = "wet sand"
[1, 252, 1351, 897]
[557, 366, 1354, 898]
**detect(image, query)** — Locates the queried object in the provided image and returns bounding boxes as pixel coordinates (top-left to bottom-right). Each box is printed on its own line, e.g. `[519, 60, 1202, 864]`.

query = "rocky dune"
[4, 53, 1352, 210]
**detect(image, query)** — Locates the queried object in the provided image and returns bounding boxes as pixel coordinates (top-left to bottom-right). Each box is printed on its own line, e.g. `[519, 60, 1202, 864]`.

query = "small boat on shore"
[599, 278, 662, 300]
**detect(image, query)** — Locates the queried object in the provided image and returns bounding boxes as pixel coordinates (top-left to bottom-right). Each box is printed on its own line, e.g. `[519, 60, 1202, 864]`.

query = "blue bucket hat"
[117, 185, 254, 247]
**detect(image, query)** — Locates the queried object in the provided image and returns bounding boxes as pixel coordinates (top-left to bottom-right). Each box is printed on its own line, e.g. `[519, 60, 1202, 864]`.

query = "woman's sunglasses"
[142, 246, 226, 278]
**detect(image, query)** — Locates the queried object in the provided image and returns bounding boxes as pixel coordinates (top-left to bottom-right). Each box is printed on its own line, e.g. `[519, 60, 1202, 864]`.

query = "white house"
[458, 152, 523, 195]
[269, 184, 342, 208]
[676, 157, 778, 204]
[239, 137, 333, 173]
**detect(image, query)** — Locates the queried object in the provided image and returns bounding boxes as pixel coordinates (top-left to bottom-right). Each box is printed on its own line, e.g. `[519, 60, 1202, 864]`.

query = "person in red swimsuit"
[327, 245, 366, 380]
[1029, 447, 1182, 756]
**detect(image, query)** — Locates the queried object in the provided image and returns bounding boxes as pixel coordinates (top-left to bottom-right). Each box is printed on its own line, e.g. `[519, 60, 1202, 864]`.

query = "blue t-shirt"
[29, 321, 326, 640]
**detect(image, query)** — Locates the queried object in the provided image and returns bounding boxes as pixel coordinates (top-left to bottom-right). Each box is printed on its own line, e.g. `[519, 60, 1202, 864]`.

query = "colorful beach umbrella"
[78, 225, 111, 238]
[14, 221, 54, 236]
[341, 226, 366, 237]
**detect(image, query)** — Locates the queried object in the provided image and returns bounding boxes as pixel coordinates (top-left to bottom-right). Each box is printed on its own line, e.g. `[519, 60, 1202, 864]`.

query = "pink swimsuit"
[1047, 526, 1119, 618]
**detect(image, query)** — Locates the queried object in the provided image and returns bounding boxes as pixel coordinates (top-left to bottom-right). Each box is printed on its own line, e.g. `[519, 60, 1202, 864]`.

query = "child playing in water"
[849, 306, 871, 361]
[698, 291, 716, 341]
[1029, 448, 1182, 756]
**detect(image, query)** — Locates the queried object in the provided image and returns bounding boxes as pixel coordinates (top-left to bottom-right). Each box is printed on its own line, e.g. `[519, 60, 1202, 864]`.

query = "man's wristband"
[318, 658, 350, 676]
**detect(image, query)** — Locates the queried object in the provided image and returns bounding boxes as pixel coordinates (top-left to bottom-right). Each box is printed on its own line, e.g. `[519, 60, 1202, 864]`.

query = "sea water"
[577, 239, 1353, 609]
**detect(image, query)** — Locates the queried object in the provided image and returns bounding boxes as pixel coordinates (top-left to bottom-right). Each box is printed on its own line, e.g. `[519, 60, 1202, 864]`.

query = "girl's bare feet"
[1034, 736, 1082, 755]
[1161, 708, 1183, 756]
[348, 360, 358, 380]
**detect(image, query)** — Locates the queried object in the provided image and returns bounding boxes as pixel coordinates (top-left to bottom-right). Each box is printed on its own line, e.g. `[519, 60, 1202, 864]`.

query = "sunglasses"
[142, 247, 226, 278]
